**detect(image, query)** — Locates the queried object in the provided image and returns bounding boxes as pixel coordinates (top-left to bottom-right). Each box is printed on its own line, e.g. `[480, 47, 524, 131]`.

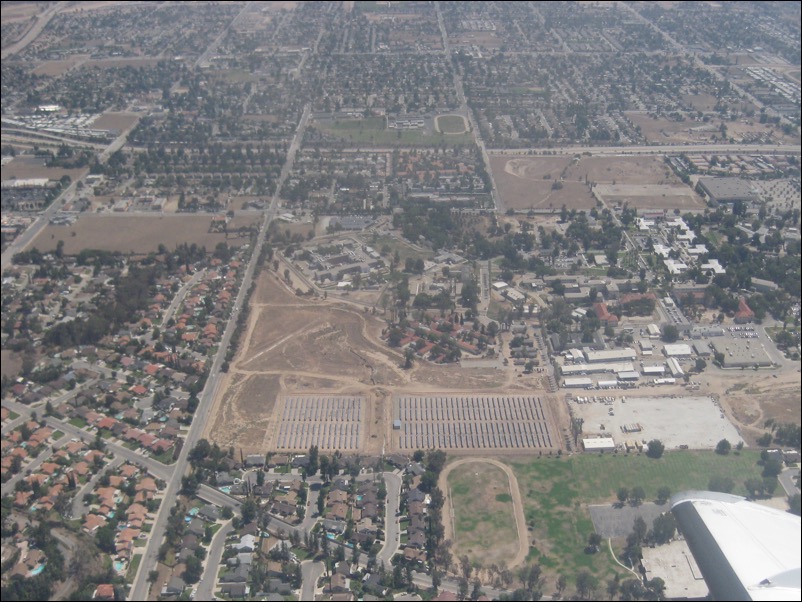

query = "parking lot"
[394, 395, 555, 450]
[571, 395, 744, 450]
[274, 395, 363, 451]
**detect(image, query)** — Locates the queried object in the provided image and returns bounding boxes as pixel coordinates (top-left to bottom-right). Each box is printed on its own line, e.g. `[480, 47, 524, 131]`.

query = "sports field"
[507, 450, 768, 584]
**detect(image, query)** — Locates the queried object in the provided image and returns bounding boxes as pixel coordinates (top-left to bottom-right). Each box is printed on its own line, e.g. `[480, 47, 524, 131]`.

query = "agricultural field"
[31, 214, 260, 255]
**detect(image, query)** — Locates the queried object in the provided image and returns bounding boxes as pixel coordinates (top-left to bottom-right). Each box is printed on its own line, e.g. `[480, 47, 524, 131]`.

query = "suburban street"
[127, 102, 312, 601]
[195, 519, 235, 601]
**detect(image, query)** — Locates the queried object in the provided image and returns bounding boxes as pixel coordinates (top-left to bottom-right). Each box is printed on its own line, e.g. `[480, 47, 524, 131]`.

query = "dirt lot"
[31, 214, 260, 255]
[490, 155, 595, 211]
[709, 370, 802, 446]
[491, 154, 696, 212]
[0, 350, 24, 379]
[1, 156, 87, 182]
[32, 58, 85, 77]
[593, 183, 705, 212]
[91, 112, 139, 131]
[204, 267, 554, 456]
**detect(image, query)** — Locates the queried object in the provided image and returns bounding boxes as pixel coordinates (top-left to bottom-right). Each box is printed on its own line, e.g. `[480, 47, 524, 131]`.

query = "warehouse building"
[710, 339, 774, 368]
[584, 348, 637, 363]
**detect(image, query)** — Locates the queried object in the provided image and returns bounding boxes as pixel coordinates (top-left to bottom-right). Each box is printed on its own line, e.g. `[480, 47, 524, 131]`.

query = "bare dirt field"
[490, 155, 595, 211]
[32, 58, 84, 77]
[710, 370, 802, 446]
[1, 156, 87, 182]
[0, 350, 24, 379]
[31, 214, 260, 255]
[204, 268, 558, 456]
[91, 112, 139, 131]
[593, 183, 705, 212]
[566, 155, 677, 185]
[442, 458, 528, 569]
[492, 154, 697, 212]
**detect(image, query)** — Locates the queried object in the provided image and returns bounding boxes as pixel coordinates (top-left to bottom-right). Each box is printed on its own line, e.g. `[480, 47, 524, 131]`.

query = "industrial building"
[563, 377, 593, 388]
[710, 339, 774, 368]
[664, 343, 694, 358]
[560, 362, 635, 375]
[582, 437, 616, 452]
[584, 348, 637, 363]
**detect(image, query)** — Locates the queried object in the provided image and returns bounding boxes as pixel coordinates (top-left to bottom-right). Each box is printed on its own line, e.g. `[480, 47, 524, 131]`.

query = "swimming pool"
[114, 560, 126, 573]
[30, 564, 45, 576]
[219, 486, 231, 494]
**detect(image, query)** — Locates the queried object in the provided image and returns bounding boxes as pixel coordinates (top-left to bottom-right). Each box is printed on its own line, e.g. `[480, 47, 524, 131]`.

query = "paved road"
[196, 519, 235, 601]
[378, 472, 403, 566]
[488, 143, 800, 157]
[300, 559, 325, 601]
[128, 103, 311, 601]
[161, 269, 205, 328]
[1, 1, 65, 60]
[0, 117, 140, 274]
[0, 430, 69, 497]
[70, 457, 123, 519]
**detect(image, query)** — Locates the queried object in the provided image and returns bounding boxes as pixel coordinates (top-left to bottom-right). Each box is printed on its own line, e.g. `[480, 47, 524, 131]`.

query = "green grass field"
[508, 450, 769, 584]
[314, 118, 474, 147]
[436, 114, 468, 134]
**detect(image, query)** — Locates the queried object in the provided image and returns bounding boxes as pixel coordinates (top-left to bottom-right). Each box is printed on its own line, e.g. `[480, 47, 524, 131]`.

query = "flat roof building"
[561, 361, 635, 375]
[584, 348, 636, 363]
[582, 437, 616, 451]
[710, 339, 773, 368]
[664, 344, 694, 357]
[563, 377, 593, 388]
[697, 177, 758, 204]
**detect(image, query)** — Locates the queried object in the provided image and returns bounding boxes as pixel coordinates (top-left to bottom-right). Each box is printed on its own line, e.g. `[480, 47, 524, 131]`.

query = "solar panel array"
[395, 395, 553, 450]
[275, 395, 363, 451]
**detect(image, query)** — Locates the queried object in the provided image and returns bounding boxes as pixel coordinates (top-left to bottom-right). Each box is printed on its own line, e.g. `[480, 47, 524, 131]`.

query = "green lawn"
[68, 417, 87, 428]
[508, 450, 768, 583]
[314, 118, 474, 147]
[436, 114, 468, 134]
[152, 449, 176, 465]
[373, 235, 432, 263]
[126, 554, 142, 584]
[51, 430, 65, 440]
[8, 410, 19, 420]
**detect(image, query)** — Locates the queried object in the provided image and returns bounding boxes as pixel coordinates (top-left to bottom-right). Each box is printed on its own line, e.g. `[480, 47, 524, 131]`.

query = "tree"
[656, 486, 671, 505]
[651, 513, 676, 544]
[587, 532, 602, 552]
[183, 555, 202, 584]
[575, 570, 599, 600]
[715, 439, 731, 455]
[661, 325, 679, 343]
[556, 574, 567, 596]
[630, 486, 646, 506]
[617, 487, 629, 506]
[241, 498, 258, 524]
[708, 475, 735, 493]
[695, 358, 707, 372]
[646, 439, 664, 459]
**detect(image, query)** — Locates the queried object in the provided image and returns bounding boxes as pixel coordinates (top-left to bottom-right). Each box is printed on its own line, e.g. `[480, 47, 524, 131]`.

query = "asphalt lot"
[572, 395, 744, 450]
[588, 501, 669, 538]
